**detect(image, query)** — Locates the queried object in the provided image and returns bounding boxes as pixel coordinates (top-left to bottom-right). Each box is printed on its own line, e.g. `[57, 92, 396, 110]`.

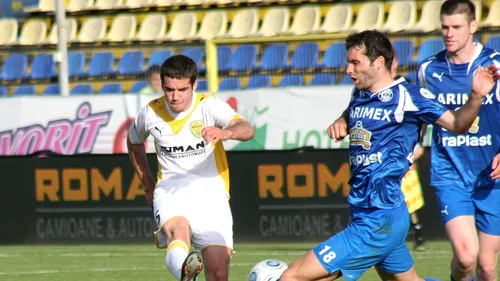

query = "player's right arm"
[327, 108, 349, 142]
[127, 106, 155, 208]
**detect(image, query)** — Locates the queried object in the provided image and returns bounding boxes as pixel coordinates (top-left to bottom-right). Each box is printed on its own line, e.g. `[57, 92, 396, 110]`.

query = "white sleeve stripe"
[418, 61, 432, 88]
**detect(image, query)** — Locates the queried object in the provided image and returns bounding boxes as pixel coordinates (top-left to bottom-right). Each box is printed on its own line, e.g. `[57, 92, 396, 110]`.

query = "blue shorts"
[434, 182, 500, 235]
[313, 204, 413, 281]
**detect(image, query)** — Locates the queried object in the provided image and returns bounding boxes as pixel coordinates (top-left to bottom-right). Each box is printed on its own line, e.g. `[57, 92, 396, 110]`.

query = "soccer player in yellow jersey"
[127, 55, 255, 281]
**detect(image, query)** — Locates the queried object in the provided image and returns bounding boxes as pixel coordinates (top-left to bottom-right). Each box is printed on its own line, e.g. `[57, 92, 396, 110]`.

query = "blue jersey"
[347, 78, 447, 209]
[418, 43, 500, 189]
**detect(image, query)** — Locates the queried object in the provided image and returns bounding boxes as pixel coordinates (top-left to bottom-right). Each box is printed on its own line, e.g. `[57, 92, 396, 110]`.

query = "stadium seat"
[0, 54, 28, 80]
[123, 0, 154, 8]
[147, 49, 173, 69]
[486, 36, 500, 51]
[226, 45, 257, 71]
[0, 18, 18, 45]
[472, 0, 482, 23]
[340, 75, 353, 85]
[154, 0, 175, 6]
[282, 5, 320, 35]
[42, 84, 60, 96]
[92, 0, 124, 9]
[24, 0, 55, 12]
[197, 79, 208, 92]
[164, 12, 197, 41]
[99, 83, 123, 94]
[45, 18, 78, 44]
[216, 46, 232, 71]
[117, 51, 145, 74]
[77, 17, 107, 42]
[87, 52, 115, 76]
[19, 19, 47, 45]
[250, 7, 289, 37]
[412, 39, 445, 65]
[182, 47, 204, 70]
[392, 39, 415, 66]
[309, 73, 335, 86]
[175, 0, 203, 5]
[246, 75, 271, 89]
[408, 0, 444, 32]
[67, 0, 94, 11]
[13, 85, 36, 96]
[0, 86, 8, 97]
[379, 1, 417, 33]
[288, 43, 319, 69]
[29, 54, 56, 79]
[188, 11, 227, 40]
[350, 2, 384, 32]
[130, 81, 148, 93]
[106, 14, 137, 42]
[278, 74, 304, 87]
[316, 4, 352, 33]
[71, 84, 94, 95]
[406, 71, 418, 83]
[135, 13, 167, 41]
[481, 0, 500, 27]
[68, 52, 86, 76]
[321, 42, 347, 68]
[219, 78, 241, 91]
[222, 8, 258, 38]
[257, 44, 288, 70]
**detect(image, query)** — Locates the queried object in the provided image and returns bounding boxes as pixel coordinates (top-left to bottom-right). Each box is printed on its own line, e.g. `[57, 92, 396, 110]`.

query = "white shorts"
[153, 186, 233, 250]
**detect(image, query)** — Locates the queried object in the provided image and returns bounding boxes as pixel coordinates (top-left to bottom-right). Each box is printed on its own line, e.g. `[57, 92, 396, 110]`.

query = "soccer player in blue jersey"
[278, 30, 499, 281]
[417, 1, 500, 281]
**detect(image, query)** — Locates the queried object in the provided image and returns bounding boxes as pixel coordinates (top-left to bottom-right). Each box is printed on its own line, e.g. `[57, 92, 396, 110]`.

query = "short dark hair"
[145, 65, 160, 78]
[440, 0, 476, 22]
[345, 30, 394, 71]
[160, 55, 198, 86]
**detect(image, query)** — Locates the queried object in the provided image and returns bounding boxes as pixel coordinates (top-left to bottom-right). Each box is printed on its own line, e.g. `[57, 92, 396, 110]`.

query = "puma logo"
[441, 205, 449, 216]
[154, 126, 163, 135]
[432, 72, 444, 82]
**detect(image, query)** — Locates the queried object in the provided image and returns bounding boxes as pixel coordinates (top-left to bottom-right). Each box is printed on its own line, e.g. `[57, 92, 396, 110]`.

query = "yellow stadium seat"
[175, 0, 203, 5]
[0, 18, 18, 45]
[280, 5, 320, 35]
[67, 0, 94, 11]
[379, 1, 417, 33]
[24, 0, 56, 12]
[19, 19, 47, 45]
[480, 0, 500, 27]
[134, 13, 167, 41]
[316, 4, 353, 33]
[76, 17, 107, 42]
[44, 18, 78, 44]
[122, 0, 154, 7]
[153, 0, 176, 6]
[187, 11, 227, 40]
[92, 0, 124, 9]
[472, 0, 482, 22]
[219, 8, 258, 38]
[249, 7, 289, 37]
[106, 14, 137, 42]
[407, 0, 444, 32]
[350, 1, 385, 32]
[163, 12, 197, 41]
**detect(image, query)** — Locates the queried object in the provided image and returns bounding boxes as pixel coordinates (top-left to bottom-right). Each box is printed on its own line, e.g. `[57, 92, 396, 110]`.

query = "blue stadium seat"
[13, 85, 36, 96]
[309, 73, 335, 86]
[29, 54, 56, 79]
[392, 39, 414, 66]
[219, 78, 241, 91]
[258, 44, 288, 70]
[0, 86, 8, 97]
[486, 36, 500, 51]
[340, 75, 353, 85]
[217, 46, 232, 71]
[321, 42, 347, 68]
[226, 45, 257, 71]
[1, 54, 28, 80]
[42, 84, 60, 96]
[130, 81, 148, 93]
[406, 71, 418, 83]
[68, 52, 85, 76]
[182, 47, 204, 70]
[87, 52, 115, 76]
[278, 74, 304, 87]
[197, 79, 208, 92]
[147, 50, 173, 69]
[289, 43, 319, 69]
[117, 51, 145, 74]
[412, 39, 445, 65]
[99, 83, 123, 95]
[246, 75, 271, 89]
[70, 84, 94, 95]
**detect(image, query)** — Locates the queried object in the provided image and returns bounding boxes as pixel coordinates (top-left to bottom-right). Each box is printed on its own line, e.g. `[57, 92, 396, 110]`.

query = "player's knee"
[163, 216, 191, 241]
[454, 248, 477, 273]
[279, 267, 301, 281]
[205, 265, 228, 281]
[477, 258, 497, 281]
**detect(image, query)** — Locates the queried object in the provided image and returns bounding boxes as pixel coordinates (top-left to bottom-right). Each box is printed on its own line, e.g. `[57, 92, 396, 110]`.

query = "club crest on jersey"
[190, 120, 204, 138]
[378, 89, 393, 102]
[420, 88, 436, 99]
[350, 121, 372, 150]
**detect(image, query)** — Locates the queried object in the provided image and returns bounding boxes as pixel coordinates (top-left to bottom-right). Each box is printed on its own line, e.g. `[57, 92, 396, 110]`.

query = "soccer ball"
[248, 259, 288, 281]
